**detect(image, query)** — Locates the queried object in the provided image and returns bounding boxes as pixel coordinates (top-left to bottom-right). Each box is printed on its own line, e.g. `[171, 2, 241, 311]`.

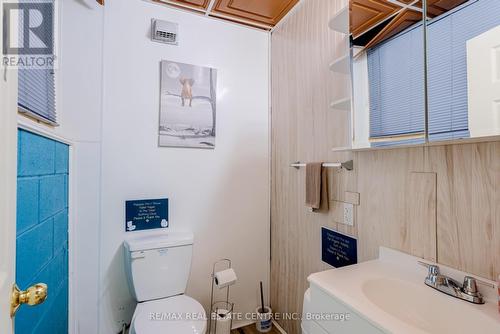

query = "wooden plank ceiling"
[153, 0, 299, 30]
[351, 0, 467, 48]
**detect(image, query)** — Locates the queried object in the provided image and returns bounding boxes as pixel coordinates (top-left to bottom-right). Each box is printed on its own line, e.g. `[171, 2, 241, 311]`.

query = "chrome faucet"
[419, 262, 486, 304]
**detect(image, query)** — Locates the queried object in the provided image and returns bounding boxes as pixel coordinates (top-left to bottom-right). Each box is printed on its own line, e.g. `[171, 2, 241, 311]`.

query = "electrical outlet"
[343, 203, 354, 226]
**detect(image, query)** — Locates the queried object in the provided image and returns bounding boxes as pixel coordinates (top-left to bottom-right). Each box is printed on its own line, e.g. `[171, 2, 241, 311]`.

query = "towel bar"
[290, 160, 353, 171]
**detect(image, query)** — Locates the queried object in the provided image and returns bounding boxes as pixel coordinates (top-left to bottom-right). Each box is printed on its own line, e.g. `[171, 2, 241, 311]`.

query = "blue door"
[16, 129, 69, 334]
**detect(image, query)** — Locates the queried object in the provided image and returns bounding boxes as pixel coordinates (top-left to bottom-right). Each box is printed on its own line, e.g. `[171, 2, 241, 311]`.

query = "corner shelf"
[328, 6, 349, 34]
[330, 97, 351, 111]
[329, 54, 351, 74]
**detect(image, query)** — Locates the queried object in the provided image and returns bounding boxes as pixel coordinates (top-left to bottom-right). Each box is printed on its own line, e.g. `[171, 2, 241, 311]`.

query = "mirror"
[426, 0, 500, 142]
[348, 0, 426, 149]
[345, 0, 500, 149]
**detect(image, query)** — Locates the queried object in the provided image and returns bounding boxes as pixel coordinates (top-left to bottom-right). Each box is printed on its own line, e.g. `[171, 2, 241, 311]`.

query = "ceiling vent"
[151, 19, 179, 45]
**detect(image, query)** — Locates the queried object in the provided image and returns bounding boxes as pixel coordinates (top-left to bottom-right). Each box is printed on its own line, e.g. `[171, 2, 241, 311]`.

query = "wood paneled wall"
[270, 1, 500, 334]
[271, 2, 353, 333]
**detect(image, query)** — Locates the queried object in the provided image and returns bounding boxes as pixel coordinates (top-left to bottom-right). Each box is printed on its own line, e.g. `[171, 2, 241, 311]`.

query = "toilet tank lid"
[124, 232, 194, 252]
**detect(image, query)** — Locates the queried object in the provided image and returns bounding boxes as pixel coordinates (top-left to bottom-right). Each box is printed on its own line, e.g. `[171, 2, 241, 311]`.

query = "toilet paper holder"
[209, 259, 236, 334]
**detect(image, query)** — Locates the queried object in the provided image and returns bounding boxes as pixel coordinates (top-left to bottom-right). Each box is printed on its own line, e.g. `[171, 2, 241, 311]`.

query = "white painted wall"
[98, 1, 270, 333]
[21, 1, 270, 332]
[59, 2, 104, 332]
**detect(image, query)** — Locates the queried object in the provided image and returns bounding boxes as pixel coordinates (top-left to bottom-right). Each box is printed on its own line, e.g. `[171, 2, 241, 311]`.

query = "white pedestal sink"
[302, 247, 500, 334]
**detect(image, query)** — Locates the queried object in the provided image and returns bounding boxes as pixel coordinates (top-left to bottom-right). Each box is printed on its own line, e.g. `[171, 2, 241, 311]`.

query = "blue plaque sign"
[125, 199, 169, 232]
[321, 227, 357, 268]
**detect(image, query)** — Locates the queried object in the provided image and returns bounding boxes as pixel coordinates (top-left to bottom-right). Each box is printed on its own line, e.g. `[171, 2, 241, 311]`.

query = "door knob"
[10, 283, 48, 318]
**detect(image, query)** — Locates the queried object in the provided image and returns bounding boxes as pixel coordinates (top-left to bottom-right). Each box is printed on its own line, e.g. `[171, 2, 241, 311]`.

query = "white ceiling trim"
[155, 0, 206, 13]
[209, 11, 273, 30]
[206, 0, 217, 15]
[387, 0, 423, 12]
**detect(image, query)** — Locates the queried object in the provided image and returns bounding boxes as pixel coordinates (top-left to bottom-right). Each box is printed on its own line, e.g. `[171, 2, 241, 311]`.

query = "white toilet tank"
[124, 232, 194, 302]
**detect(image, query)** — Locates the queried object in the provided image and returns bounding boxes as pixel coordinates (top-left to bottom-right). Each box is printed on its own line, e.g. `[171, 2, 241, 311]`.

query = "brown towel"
[305, 163, 329, 212]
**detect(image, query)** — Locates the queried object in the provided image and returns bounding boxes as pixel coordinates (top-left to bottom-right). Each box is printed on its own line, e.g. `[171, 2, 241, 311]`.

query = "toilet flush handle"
[131, 251, 146, 259]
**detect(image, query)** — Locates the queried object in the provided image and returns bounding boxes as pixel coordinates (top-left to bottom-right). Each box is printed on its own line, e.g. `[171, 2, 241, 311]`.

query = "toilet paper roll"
[213, 309, 232, 334]
[214, 268, 237, 289]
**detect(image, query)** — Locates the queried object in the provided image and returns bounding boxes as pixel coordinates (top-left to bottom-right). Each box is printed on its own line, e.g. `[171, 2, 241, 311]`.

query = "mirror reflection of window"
[349, 0, 426, 148]
[349, 0, 500, 148]
[427, 0, 500, 141]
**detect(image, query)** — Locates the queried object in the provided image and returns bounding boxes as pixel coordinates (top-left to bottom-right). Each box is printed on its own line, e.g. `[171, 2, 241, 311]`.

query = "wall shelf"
[330, 97, 351, 111]
[329, 54, 351, 74]
[334, 134, 500, 153]
[328, 6, 349, 34]
[331, 146, 353, 152]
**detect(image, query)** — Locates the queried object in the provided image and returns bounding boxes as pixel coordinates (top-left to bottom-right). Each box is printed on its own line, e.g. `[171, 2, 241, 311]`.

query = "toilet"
[124, 232, 207, 334]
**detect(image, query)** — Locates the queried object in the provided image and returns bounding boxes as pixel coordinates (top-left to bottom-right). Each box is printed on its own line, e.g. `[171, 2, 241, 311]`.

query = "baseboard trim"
[272, 320, 288, 334]
[232, 320, 257, 330]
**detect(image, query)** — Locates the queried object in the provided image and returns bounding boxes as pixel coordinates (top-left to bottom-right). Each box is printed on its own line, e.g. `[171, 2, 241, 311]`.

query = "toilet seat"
[131, 295, 206, 334]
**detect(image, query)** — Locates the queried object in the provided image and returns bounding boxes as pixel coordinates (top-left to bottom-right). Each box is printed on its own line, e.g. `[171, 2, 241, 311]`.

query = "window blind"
[367, 24, 425, 140]
[427, 0, 500, 141]
[367, 0, 500, 143]
[18, 0, 56, 125]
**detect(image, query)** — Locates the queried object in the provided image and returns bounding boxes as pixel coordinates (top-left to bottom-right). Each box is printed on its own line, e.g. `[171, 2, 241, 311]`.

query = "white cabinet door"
[308, 286, 386, 334]
[308, 321, 330, 334]
[467, 25, 500, 137]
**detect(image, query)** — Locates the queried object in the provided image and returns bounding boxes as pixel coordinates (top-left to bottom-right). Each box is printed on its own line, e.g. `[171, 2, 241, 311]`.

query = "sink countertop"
[308, 247, 500, 334]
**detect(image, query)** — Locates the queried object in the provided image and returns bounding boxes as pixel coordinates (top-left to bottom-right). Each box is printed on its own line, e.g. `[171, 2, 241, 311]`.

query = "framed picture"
[159, 60, 218, 149]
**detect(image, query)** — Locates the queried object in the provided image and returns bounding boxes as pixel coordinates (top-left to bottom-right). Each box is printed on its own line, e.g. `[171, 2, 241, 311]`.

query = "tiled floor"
[231, 323, 282, 334]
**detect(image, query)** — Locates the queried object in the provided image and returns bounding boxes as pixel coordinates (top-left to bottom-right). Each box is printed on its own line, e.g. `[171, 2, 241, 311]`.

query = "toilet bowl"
[124, 233, 207, 334]
[130, 295, 206, 334]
